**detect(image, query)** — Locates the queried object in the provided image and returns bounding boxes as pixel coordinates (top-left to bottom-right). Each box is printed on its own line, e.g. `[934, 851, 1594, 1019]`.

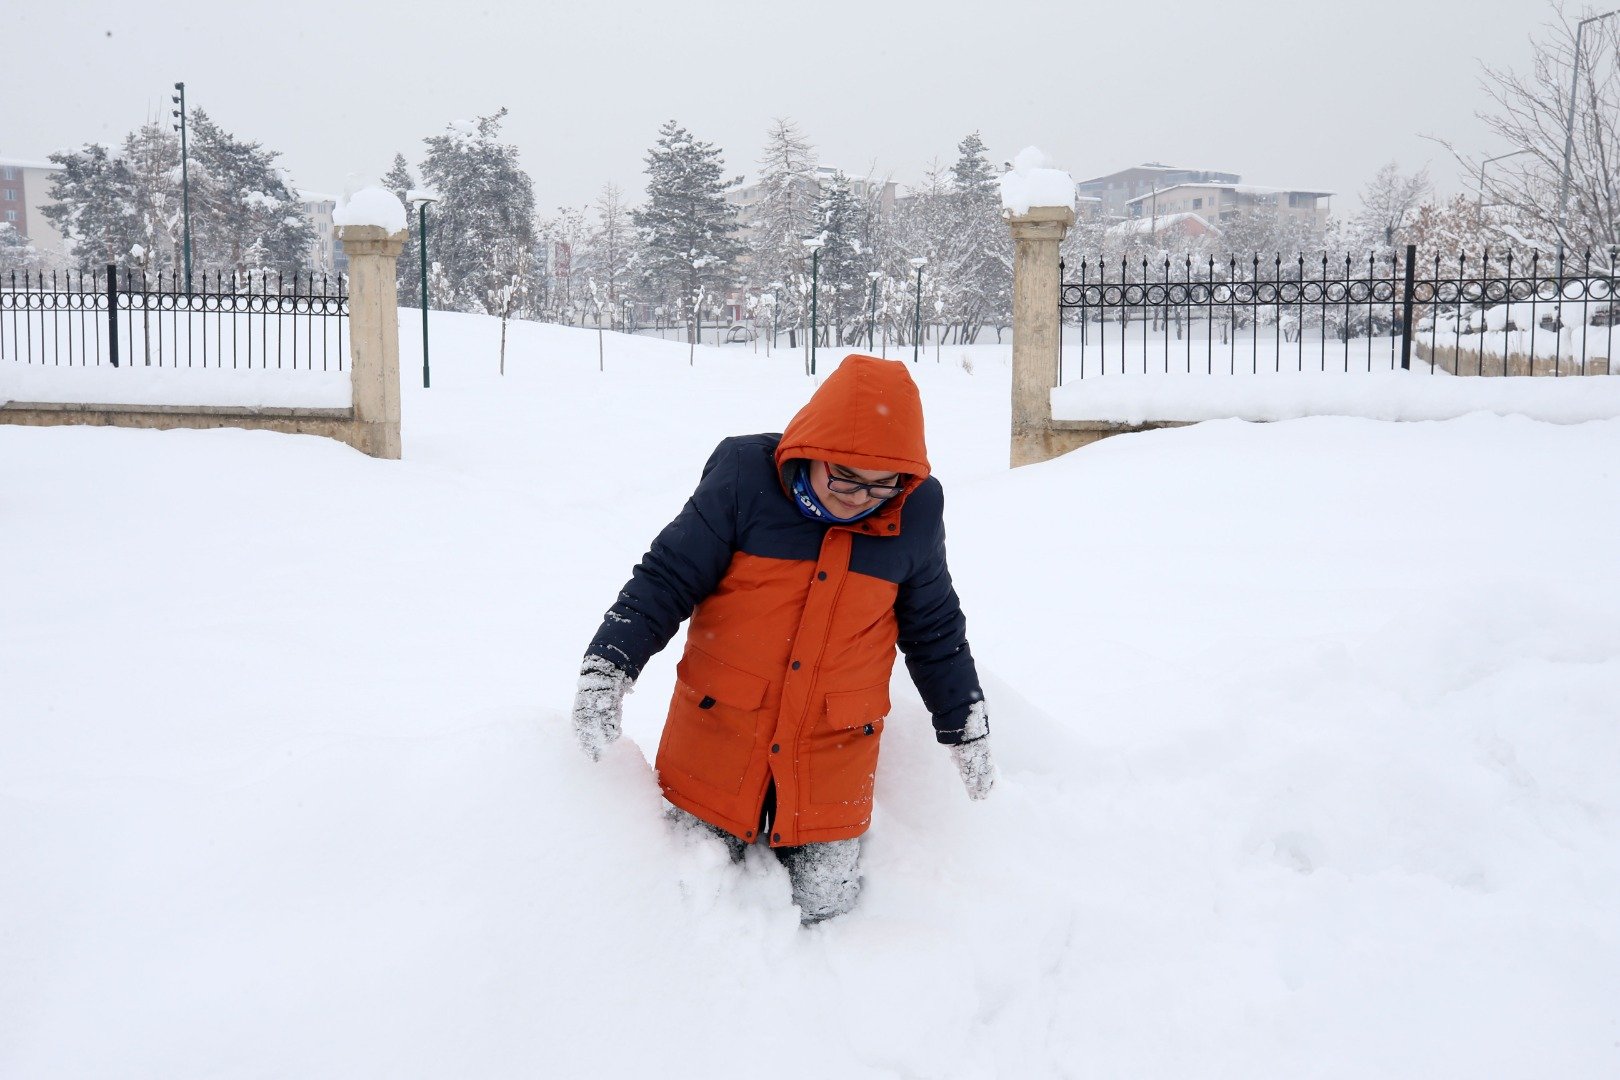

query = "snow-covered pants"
[667, 805, 862, 923]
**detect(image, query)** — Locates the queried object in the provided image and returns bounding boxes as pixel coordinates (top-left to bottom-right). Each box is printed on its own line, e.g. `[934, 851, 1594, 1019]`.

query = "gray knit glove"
[572, 655, 633, 761]
[949, 701, 995, 800]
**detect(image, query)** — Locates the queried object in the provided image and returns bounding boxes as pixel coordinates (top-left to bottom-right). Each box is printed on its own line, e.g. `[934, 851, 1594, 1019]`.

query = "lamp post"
[802, 237, 824, 375]
[908, 256, 927, 363]
[1478, 149, 1533, 210]
[767, 281, 782, 358]
[170, 81, 193, 294]
[407, 190, 439, 389]
[1559, 9, 1620, 235]
[866, 270, 882, 350]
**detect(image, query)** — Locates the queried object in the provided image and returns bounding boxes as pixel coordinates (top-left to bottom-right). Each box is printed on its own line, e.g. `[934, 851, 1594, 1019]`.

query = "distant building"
[1076, 164, 1241, 222]
[1104, 212, 1218, 242]
[1125, 181, 1332, 237]
[0, 156, 68, 259]
[299, 192, 346, 275]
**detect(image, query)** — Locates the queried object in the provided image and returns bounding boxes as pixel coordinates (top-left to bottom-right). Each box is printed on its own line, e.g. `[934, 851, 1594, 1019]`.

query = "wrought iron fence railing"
[1059, 245, 1618, 382]
[0, 266, 349, 372]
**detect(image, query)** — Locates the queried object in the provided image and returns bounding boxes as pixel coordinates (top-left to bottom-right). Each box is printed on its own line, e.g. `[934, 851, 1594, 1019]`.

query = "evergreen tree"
[945, 132, 1011, 342]
[42, 142, 142, 271]
[813, 171, 867, 344]
[120, 122, 186, 280]
[419, 109, 539, 316]
[187, 108, 314, 277]
[752, 118, 819, 335]
[0, 222, 45, 275]
[631, 119, 743, 338]
[383, 153, 421, 307]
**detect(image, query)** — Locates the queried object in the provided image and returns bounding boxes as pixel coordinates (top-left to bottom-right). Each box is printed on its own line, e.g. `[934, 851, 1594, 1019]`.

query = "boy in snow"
[572, 354, 993, 923]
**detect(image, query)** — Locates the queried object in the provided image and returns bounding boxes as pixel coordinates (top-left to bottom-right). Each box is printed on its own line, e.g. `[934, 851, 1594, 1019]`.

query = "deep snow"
[3, 314, 1617, 1078]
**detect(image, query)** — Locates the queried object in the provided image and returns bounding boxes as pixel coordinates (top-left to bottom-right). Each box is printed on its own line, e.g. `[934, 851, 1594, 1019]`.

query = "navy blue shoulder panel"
[585, 437, 983, 741]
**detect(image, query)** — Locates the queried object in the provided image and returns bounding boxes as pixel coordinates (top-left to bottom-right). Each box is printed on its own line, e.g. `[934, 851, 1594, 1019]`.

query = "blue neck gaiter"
[790, 462, 882, 524]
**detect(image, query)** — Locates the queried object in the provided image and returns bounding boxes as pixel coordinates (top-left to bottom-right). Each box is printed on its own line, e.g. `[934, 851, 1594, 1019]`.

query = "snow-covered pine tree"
[0, 222, 44, 275]
[631, 120, 743, 341]
[886, 160, 953, 348]
[812, 171, 867, 345]
[581, 182, 636, 329]
[120, 122, 185, 280]
[383, 153, 421, 307]
[751, 118, 819, 338]
[187, 109, 314, 278]
[945, 132, 1011, 343]
[41, 143, 143, 271]
[419, 110, 539, 317]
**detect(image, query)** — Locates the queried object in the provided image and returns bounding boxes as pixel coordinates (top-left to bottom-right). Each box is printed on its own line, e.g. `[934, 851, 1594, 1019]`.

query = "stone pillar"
[1008, 205, 1075, 468]
[339, 225, 407, 460]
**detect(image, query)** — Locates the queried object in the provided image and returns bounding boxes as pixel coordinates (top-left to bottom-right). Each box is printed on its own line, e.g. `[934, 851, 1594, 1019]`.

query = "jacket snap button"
[772, 833, 781, 843]
[791, 660, 800, 670]
[744, 830, 753, 839]
[771, 743, 780, 753]
[887, 524, 896, 532]
[864, 723, 874, 735]
[698, 695, 716, 710]
[817, 571, 827, 581]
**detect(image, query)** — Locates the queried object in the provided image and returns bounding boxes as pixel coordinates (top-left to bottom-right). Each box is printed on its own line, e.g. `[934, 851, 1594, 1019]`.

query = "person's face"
[808, 460, 905, 517]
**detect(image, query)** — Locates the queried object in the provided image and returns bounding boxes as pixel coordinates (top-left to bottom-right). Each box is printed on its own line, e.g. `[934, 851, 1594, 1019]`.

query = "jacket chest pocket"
[660, 649, 770, 796]
[807, 685, 889, 807]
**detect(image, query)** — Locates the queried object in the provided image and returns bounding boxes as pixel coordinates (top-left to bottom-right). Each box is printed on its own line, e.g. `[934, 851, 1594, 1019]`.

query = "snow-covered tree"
[580, 182, 636, 328]
[187, 109, 314, 277]
[751, 118, 819, 335]
[419, 109, 539, 316]
[944, 133, 1012, 342]
[1448, 2, 1620, 258]
[383, 153, 421, 307]
[0, 222, 45, 275]
[631, 120, 743, 338]
[1349, 162, 1432, 255]
[119, 122, 186, 280]
[539, 204, 590, 322]
[42, 142, 141, 271]
[811, 171, 868, 344]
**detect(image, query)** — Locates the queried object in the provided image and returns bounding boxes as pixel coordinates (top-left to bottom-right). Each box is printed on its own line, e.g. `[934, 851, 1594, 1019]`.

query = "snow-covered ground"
[3, 313, 1617, 1078]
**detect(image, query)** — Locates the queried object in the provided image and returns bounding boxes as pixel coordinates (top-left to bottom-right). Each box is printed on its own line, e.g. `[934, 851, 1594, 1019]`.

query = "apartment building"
[1126, 181, 1332, 237]
[1076, 164, 1241, 221]
[299, 192, 348, 275]
[0, 156, 68, 258]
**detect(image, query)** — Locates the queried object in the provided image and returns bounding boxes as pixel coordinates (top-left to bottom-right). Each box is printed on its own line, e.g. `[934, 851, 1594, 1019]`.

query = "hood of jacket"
[775, 354, 931, 527]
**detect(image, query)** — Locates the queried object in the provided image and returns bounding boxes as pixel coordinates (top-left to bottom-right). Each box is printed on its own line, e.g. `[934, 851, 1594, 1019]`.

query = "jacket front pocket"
[807, 685, 889, 806]
[659, 649, 769, 796]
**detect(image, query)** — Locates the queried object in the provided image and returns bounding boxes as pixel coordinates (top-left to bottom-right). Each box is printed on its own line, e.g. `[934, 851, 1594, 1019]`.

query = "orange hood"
[776, 354, 931, 490]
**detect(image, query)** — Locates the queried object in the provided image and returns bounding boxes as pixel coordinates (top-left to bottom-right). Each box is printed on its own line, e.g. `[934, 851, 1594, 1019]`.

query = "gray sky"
[9, 0, 1547, 218]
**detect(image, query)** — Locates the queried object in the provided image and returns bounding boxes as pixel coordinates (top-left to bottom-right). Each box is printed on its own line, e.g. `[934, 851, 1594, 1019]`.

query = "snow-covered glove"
[572, 655, 633, 761]
[949, 701, 995, 801]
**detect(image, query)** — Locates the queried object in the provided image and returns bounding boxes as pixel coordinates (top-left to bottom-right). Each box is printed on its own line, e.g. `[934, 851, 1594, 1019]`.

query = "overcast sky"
[10, 0, 1550, 218]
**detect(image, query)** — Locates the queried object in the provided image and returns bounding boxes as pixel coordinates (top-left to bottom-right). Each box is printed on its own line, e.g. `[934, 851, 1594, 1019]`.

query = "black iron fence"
[0, 266, 348, 371]
[1059, 246, 1619, 382]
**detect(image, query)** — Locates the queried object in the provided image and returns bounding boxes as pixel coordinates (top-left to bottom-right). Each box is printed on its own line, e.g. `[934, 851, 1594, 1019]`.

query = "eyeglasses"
[825, 472, 906, 500]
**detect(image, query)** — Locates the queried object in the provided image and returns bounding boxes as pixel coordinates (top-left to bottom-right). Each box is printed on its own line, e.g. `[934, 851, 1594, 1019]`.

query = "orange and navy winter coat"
[585, 355, 982, 847]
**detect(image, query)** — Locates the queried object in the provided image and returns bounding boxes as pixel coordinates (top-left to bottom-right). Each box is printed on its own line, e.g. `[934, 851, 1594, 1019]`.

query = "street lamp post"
[802, 237, 824, 375]
[408, 190, 439, 389]
[767, 281, 782, 358]
[170, 82, 193, 294]
[908, 257, 927, 363]
[1559, 9, 1620, 235]
[866, 271, 881, 351]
